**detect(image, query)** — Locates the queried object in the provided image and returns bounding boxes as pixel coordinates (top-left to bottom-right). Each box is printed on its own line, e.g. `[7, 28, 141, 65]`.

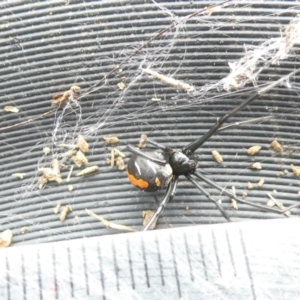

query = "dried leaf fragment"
[103, 136, 119, 145]
[247, 182, 253, 190]
[231, 186, 238, 209]
[139, 134, 147, 149]
[77, 134, 89, 153]
[250, 162, 262, 170]
[76, 166, 99, 176]
[71, 150, 88, 167]
[271, 140, 283, 152]
[68, 184, 74, 191]
[20, 227, 28, 234]
[12, 173, 26, 179]
[4, 105, 19, 113]
[267, 193, 290, 217]
[231, 199, 238, 210]
[291, 164, 300, 177]
[212, 150, 223, 163]
[86, 209, 137, 232]
[53, 201, 61, 214]
[116, 156, 125, 170]
[258, 178, 265, 187]
[0, 229, 13, 248]
[52, 86, 80, 107]
[60, 205, 72, 222]
[151, 98, 161, 102]
[242, 192, 247, 198]
[43, 147, 51, 155]
[38, 163, 62, 189]
[61, 149, 77, 158]
[142, 211, 157, 230]
[247, 145, 262, 155]
[118, 82, 125, 90]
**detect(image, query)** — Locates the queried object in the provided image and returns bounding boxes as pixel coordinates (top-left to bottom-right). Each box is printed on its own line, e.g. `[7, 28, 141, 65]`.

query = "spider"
[126, 70, 300, 231]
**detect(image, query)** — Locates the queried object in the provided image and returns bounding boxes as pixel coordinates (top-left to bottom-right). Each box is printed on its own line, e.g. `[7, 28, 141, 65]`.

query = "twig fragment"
[86, 209, 137, 232]
[143, 68, 194, 92]
[267, 193, 290, 217]
[60, 205, 72, 222]
[76, 166, 99, 176]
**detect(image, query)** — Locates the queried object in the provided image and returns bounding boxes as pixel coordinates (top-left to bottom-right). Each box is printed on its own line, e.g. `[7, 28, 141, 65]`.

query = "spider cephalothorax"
[126, 70, 300, 231]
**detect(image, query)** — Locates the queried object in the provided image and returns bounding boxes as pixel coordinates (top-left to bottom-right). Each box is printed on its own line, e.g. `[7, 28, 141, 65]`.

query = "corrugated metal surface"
[0, 0, 299, 246]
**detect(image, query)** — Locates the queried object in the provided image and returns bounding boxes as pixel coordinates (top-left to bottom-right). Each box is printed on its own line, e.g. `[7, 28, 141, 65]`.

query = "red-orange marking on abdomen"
[127, 171, 149, 189]
[155, 177, 161, 186]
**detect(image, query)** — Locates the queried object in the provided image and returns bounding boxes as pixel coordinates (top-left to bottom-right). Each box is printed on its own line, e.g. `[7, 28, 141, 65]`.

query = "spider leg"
[194, 171, 300, 214]
[147, 138, 173, 152]
[143, 175, 179, 231]
[182, 69, 300, 155]
[186, 174, 231, 221]
[126, 144, 167, 165]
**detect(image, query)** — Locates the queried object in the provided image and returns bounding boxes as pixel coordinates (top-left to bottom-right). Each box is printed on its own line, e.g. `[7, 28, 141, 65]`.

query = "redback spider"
[126, 70, 300, 231]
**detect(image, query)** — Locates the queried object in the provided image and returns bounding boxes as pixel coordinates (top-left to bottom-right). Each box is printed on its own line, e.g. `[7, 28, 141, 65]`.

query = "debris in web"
[51, 86, 81, 108]
[271, 140, 283, 152]
[71, 150, 88, 168]
[53, 201, 61, 214]
[247, 145, 262, 156]
[107, 148, 126, 170]
[267, 193, 290, 217]
[12, 173, 26, 179]
[257, 178, 265, 188]
[38, 158, 62, 189]
[4, 106, 19, 113]
[103, 136, 120, 145]
[86, 209, 137, 232]
[76, 166, 99, 176]
[60, 205, 72, 222]
[142, 68, 194, 92]
[77, 134, 89, 153]
[139, 134, 147, 149]
[0, 229, 13, 248]
[291, 164, 300, 177]
[217, 16, 300, 91]
[212, 150, 223, 163]
[230, 186, 238, 210]
[250, 162, 262, 170]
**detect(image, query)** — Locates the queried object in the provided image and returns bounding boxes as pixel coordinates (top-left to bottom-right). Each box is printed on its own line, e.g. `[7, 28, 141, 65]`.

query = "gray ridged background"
[0, 0, 299, 246]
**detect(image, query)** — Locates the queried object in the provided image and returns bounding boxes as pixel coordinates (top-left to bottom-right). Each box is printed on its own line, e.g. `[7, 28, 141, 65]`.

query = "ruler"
[0, 219, 299, 299]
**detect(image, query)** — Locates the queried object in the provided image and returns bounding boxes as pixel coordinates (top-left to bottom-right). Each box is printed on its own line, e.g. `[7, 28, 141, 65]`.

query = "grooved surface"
[0, 1, 299, 246]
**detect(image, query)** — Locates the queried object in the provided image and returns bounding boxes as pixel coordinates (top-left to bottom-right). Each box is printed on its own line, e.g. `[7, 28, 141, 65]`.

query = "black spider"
[126, 70, 300, 231]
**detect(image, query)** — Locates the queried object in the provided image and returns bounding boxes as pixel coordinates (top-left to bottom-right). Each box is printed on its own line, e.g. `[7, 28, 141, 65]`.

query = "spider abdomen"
[127, 151, 173, 192]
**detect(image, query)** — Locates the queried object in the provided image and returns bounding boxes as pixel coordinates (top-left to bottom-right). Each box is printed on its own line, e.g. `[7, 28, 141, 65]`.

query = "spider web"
[0, 0, 300, 247]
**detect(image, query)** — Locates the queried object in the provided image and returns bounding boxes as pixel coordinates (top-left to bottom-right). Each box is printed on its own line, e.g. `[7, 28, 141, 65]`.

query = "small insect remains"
[126, 70, 300, 231]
